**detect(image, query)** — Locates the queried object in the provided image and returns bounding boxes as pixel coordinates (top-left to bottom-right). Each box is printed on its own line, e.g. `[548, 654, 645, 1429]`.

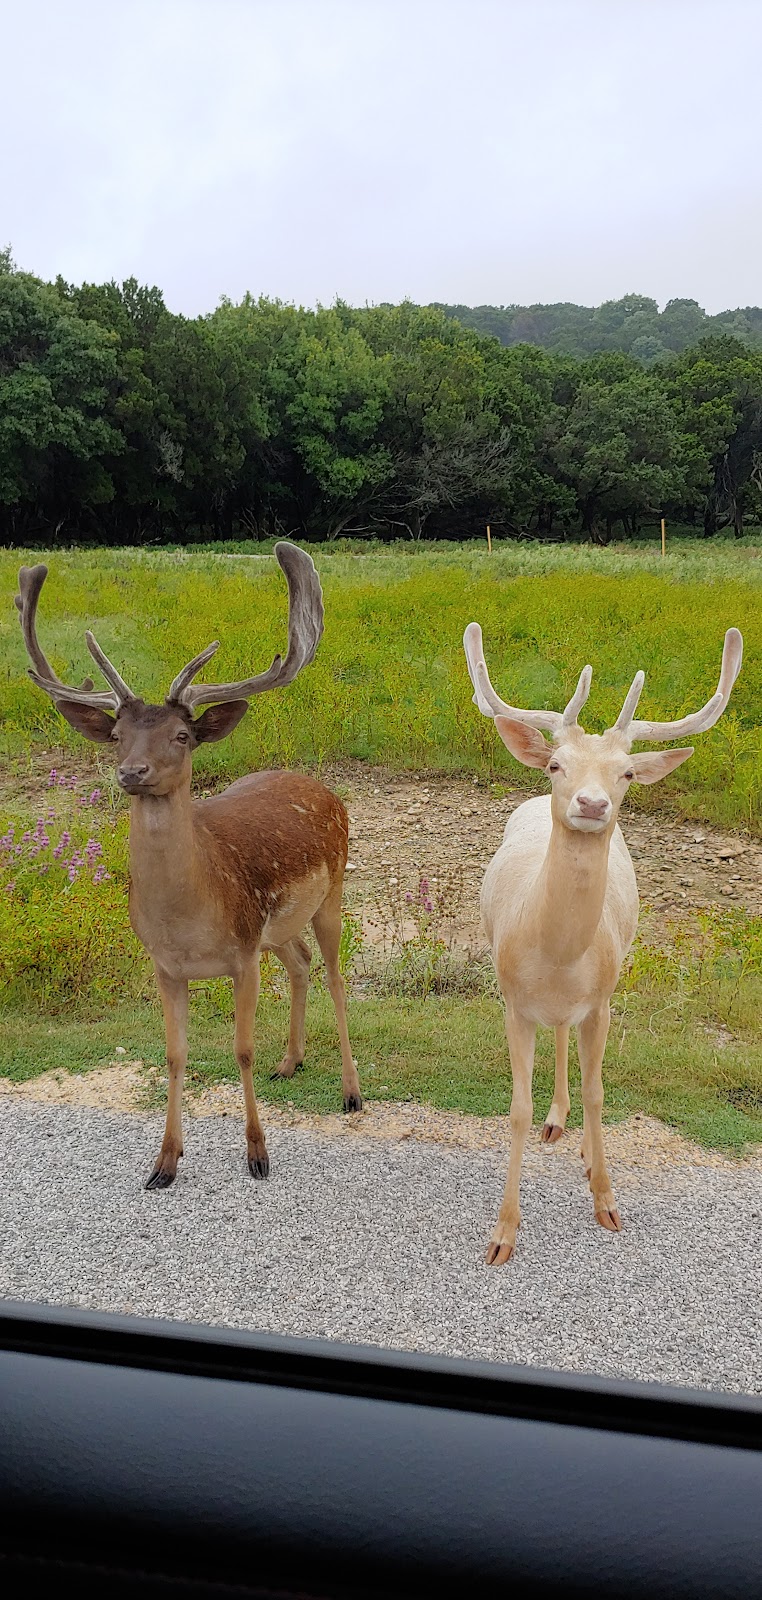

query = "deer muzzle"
[568, 791, 612, 831]
[118, 763, 155, 795]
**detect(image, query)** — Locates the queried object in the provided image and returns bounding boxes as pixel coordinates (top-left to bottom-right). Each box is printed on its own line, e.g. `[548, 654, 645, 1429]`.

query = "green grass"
[1, 965, 760, 1153]
[1, 885, 760, 1154]
[1, 537, 760, 832]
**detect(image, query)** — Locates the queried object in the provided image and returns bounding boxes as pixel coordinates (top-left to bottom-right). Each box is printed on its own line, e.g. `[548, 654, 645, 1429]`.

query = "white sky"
[4, 0, 761, 316]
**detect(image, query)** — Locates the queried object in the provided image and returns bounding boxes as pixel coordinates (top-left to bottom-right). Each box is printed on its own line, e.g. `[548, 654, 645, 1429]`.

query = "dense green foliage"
[2, 542, 759, 832]
[436, 295, 762, 361]
[2, 249, 762, 544]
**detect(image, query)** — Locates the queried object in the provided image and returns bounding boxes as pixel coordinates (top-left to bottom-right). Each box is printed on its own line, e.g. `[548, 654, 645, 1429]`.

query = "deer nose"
[118, 763, 151, 788]
[576, 793, 609, 820]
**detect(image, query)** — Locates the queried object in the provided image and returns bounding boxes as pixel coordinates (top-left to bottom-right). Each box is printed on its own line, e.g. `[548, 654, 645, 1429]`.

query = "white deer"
[464, 622, 743, 1265]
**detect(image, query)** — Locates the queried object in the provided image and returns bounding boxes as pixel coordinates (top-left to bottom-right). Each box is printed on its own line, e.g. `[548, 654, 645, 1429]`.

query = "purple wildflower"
[90, 789, 101, 803]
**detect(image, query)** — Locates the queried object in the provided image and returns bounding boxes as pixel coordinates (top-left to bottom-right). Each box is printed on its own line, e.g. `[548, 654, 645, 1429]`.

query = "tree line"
[436, 295, 762, 364]
[2, 249, 761, 546]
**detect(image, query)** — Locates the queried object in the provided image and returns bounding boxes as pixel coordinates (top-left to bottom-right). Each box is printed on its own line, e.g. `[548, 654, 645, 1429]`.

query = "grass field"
[2, 952, 760, 1152]
[1, 538, 760, 1153]
[1, 538, 760, 831]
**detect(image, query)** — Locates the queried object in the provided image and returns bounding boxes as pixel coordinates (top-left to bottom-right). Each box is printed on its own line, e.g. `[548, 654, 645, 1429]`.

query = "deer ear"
[56, 700, 116, 744]
[192, 700, 249, 744]
[494, 716, 552, 769]
[629, 748, 694, 785]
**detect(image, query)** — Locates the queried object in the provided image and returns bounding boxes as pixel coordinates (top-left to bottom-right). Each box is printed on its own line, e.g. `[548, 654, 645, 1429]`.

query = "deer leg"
[542, 1023, 571, 1144]
[311, 887, 362, 1113]
[146, 969, 188, 1191]
[577, 1003, 621, 1233]
[234, 958, 269, 1179]
[269, 937, 311, 1080]
[486, 1008, 536, 1265]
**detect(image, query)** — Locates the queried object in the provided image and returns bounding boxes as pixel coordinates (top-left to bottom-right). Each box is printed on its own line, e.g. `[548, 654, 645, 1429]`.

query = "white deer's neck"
[532, 817, 614, 965]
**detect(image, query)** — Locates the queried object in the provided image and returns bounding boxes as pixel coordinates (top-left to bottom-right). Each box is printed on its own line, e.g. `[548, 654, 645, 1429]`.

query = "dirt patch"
[0, 1061, 148, 1113]
[2, 1060, 759, 1175]
[319, 764, 762, 950]
[3, 756, 759, 935]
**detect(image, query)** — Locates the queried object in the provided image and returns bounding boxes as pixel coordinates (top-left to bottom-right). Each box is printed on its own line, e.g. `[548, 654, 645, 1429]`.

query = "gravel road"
[1, 1098, 759, 1395]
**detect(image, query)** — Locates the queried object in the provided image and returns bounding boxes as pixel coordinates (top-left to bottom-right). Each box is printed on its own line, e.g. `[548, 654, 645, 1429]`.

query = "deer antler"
[168, 542, 325, 710]
[15, 565, 136, 709]
[463, 623, 592, 734]
[612, 629, 743, 744]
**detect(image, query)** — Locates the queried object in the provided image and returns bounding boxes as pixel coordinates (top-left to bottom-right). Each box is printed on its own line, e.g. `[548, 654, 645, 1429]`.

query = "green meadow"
[1, 539, 760, 1152]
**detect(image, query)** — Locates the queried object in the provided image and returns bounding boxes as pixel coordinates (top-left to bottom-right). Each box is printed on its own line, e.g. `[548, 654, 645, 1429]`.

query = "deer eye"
[624, 770, 634, 781]
[548, 762, 560, 774]
[175, 730, 189, 744]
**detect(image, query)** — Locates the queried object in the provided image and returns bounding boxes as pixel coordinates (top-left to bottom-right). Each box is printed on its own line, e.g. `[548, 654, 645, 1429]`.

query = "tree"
[545, 368, 687, 542]
[352, 303, 515, 537]
[665, 337, 762, 535]
[0, 268, 121, 536]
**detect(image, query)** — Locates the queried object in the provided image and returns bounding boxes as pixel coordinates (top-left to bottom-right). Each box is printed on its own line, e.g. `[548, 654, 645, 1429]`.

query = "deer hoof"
[248, 1152, 270, 1179]
[342, 1093, 363, 1113]
[270, 1060, 302, 1081]
[541, 1122, 564, 1144]
[144, 1162, 177, 1191]
[485, 1240, 515, 1266]
[484, 1224, 518, 1266]
[595, 1207, 622, 1232]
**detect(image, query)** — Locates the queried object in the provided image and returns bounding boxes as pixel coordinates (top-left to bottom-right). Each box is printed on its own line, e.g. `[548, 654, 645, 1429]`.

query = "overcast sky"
[4, 0, 761, 316]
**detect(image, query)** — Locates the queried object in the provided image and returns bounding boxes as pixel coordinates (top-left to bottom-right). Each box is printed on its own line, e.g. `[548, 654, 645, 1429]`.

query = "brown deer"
[16, 544, 362, 1190]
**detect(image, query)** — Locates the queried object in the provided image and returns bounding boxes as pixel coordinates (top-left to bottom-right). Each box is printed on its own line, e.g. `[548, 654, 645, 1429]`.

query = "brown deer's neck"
[533, 818, 614, 965]
[128, 786, 204, 912]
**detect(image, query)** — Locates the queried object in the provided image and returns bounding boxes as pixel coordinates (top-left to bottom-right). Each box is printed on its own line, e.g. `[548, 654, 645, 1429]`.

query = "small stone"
[115, 1047, 126, 1057]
